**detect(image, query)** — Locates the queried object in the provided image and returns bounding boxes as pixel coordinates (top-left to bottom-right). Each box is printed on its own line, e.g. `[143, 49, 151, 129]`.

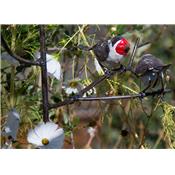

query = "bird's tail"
[163, 64, 171, 70]
[161, 64, 171, 72]
[155, 64, 171, 72]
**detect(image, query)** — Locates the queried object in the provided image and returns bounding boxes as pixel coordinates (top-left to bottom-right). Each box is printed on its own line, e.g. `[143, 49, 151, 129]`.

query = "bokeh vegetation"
[1, 25, 175, 148]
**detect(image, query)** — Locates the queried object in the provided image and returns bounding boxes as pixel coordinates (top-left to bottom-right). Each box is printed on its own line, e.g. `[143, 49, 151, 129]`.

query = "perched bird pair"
[79, 35, 171, 93]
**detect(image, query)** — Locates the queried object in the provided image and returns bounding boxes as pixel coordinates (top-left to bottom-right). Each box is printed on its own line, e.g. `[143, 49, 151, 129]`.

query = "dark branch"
[40, 25, 49, 123]
[48, 70, 117, 109]
[1, 34, 41, 66]
[49, 88, 172, 109]
[72, 89, 172, 102]
[127, 37, 140, 70]
[77, 70, 117, 97]
[138, 41, 151, 48]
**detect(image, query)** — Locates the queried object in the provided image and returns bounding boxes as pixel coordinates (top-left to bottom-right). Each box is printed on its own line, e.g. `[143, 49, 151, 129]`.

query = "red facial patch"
[115, 38, 130, 56]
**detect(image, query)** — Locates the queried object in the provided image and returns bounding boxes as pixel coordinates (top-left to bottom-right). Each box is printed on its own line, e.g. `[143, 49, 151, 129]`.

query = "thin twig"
[1, 34, 41, 66]
[153, 130, 164, 148]
[57, 25, 87, 56]
[127, 37, 140, 70]
[78, 71, 116, 96]
[39, 25, 49, 123]
[138, 41, 150, 48]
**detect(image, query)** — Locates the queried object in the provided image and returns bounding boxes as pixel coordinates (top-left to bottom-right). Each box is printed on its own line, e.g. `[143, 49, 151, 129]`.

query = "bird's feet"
[120, 65, 127, 72]
[139, 91, 146, 99]
[104, 69, 112, 77]
[117, 65, 127, 74]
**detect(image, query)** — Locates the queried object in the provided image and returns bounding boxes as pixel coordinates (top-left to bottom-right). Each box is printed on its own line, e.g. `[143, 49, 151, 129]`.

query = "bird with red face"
[79, 36, 130, 72]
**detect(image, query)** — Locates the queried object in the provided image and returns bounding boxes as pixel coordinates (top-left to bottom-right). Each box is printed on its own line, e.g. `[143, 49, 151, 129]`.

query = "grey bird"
[135, 54, 171, 93]
[2, 108, 20, 141]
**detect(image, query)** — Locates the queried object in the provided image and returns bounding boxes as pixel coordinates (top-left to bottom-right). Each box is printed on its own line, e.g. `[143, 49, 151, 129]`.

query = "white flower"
[46, 54, 62, 80]
[94, 58, 104, 75]
[65, 87, 78, 95]
[64, 79, 81, 95]
[82, 86, 96, 97]
[2, 108, 20, 140]
[35, 52, 62, 80]
[82, 80, 97, 97]
[27, 122, 64, 149]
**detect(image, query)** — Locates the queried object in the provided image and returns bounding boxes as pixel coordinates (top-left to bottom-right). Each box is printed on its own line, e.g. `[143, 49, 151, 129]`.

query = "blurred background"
[1, 25, 175, 148]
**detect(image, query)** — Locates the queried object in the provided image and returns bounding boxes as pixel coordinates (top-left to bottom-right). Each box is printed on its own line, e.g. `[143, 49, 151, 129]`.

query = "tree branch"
[39, 25, 49, 123]
[1, 34, 41, 66]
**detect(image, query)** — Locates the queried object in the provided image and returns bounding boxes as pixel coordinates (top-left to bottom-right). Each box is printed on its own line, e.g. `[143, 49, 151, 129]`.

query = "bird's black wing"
[92, 40, 109, 62]
[135, 54, 164, 76]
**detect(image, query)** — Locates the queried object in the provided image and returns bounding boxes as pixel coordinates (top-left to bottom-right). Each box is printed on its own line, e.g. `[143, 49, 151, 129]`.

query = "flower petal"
[49, 135, 64, 149]
[47, 129, 64, 149]
[49, 128, 64, 140]
[65, 87, 78, 95]
[40, 122, 57, 137]
[35, 52, 62, 80]
[33, 123, 45, 138]
[27, 122, 64, 148]
[27, 129, 42, 146]
[46, 54, 62, 80]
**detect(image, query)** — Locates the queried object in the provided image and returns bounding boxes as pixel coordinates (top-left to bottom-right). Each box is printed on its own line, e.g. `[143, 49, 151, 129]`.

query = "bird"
[2, 108, 20, 141]
[135, 54, 171, 93]
[78, 36, 130, 72]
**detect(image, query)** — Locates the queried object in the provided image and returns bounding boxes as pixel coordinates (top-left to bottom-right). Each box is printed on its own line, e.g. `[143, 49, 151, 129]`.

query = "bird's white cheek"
[107, 41, 123, 63]
[107, 49, 123, 63]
